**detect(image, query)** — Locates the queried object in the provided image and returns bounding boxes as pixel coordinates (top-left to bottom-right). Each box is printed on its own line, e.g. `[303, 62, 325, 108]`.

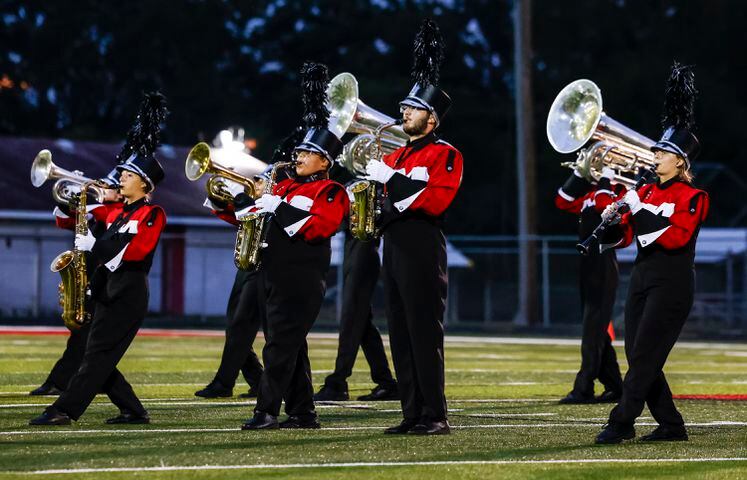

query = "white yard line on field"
[2, 421, 745, 437]
[17, 457, 747, 475]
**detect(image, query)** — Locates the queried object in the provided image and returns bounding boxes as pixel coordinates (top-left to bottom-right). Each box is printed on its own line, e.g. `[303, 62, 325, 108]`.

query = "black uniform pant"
[323, 234, 396, 392]
[572, 250, 623, 397]
[212, 270, 263, 389]
[254, 263, 327, 417]
[54, 271, 148, 420]
[45, 322, 91, 390]
[609, 261, 693, 427]
[383, 219, 447, 421]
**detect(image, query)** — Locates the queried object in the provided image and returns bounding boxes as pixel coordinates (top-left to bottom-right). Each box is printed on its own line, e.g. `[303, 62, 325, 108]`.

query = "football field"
[0, 330, 745, 479]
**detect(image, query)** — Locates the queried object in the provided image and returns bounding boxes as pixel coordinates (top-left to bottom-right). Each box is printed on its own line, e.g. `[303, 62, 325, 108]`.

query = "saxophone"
[234, 161, 294, 271]
[348, 120, 402, 241]
[50, 182, 93, 330]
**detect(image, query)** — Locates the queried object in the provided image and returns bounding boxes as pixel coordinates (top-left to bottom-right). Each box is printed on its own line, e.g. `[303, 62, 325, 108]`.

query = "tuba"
[31, 150, 111, 204]
[185, 142, 260, 203]
[326, 72, 408, 240]
[546, 79, 656, 188]
[50, 182, 94, 330]
[234, 161, 294, 271]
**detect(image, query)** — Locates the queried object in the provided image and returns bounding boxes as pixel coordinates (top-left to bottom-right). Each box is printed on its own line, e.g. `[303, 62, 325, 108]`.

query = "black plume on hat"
[117, 91, 169, 163]
[272, 125, 305, 164]
[412, 18, 445, 87]
[661, 62, 697, 131]
[300, 62, 330, 129]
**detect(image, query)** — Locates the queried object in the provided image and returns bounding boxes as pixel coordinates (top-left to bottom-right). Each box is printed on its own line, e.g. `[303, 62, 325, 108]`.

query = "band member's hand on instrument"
[74, 229, 96, 252]
[622, 190, 642, 214]
[601, 204, 621, 225]
[223, 179, 245, 198]
[601, 167, 615, 180]
[365, 160, 396, 184]
[255, 194, 283, 214]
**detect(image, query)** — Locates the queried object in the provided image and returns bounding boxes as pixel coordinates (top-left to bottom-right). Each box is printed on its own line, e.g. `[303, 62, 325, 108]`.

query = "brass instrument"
[185, 142, 260, 203]
[546, 79, 657, 188]
[326, 72, 409, 240]
[348, 120, 402, 241]
[234, 161, 294, 271]
[50, 182, 94, 330]
[326, 72, 409, 173]
[31, 149, 111, 204]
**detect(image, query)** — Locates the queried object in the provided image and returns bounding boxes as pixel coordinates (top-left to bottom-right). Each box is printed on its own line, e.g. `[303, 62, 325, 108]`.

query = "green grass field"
[1, 332, 746, 479]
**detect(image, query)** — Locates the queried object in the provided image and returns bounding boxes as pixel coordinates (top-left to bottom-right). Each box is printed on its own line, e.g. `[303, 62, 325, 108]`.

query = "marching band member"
[30, 93, 168, 425]
[241, 63, 348, 430]
[31, 171, 124, 396]
[554, 167, 624, 404]
[365, 19, 463, 435]
[596, 63, 709, 444]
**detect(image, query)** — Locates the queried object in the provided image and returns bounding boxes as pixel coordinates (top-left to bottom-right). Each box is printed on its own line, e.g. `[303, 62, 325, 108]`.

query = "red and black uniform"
[40, 201, 123, 393]
[200, 198, 263, 394]
[53, 197, 166, 420]
[379, 131, 463, 423]
[555, 172, 625, 400]
[251, 173, 348, 419]
[608, 178, 709, 429]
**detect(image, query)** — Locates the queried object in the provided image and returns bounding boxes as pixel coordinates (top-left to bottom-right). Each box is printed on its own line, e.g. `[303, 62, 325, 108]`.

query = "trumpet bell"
[546, 79, 602, 154]
[30, 150, 54, 187]
[185, 142, 211, 181]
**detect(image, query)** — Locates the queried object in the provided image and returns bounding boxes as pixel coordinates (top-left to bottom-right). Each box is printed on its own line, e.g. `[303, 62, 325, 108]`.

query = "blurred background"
[1, 0, 745, 336]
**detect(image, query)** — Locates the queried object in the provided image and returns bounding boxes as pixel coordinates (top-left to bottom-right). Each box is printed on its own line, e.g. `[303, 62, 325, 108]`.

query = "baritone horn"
[185, 142, 259, 203]
[326, 72, 409, 174]
[30, 149, 111, 205]
[546, 79, 657, 188]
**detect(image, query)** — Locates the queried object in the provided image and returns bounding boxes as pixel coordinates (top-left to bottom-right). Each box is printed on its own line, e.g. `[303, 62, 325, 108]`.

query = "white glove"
[601, 204, 621, 225]
[255, 194, 283, 214]
[74, 230, 96, 252]
[601, 167, 615, 180]
[365, 160, 396, 184]
[622, 190, 642, 214]
[222, 179, 245, 198]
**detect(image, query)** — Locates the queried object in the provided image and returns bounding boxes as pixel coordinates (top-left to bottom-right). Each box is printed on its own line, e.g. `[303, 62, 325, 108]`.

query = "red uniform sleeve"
[121, 207, 166, 261]
[297, 184, 349, 242]
[386, 146, 463, 217]
[593, 182, 625, 213]
[54, 208, 76, 230]
[554, 192, 585, 215]
[211, 204, 239, 227]
[652, 190, 709, 250]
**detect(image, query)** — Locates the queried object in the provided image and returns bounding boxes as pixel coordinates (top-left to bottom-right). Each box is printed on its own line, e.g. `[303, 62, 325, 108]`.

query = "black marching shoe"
[596, 390, 622, 404]
[194, 380, 232, 399]
[559, 391, 596, 405]
[357, 384, 399, 401]
[29, 382, 63, 396]
[241, 412, 279, 430]
[595, 423, 635, 444]
[313, 385, 349, 401]
[280, 414, 321, 429]
[409, 418, 451, 435]
[640, 425, 688, 442]
[384, 418, 420, 435]
[29, 407, 71, 426]
[238, 386, 259, 399]
[105, 412, 150, 425]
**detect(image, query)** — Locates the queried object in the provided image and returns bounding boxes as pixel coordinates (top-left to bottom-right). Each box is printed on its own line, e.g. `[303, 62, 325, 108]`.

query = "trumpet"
[30, 150, 112, 205]
[185, 142, 260, 203]
[547, 79, 657, 188]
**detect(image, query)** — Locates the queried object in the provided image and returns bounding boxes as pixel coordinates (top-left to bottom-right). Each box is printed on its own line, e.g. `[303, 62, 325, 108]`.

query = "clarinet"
[576, 167, 657, 256]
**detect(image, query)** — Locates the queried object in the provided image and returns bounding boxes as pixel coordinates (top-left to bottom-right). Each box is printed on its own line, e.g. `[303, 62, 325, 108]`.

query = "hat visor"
[651, 141, 690, 168]
[116, 164, 155, 191]
[294, 142, 333, 163]
[399, 97, 431, 111]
